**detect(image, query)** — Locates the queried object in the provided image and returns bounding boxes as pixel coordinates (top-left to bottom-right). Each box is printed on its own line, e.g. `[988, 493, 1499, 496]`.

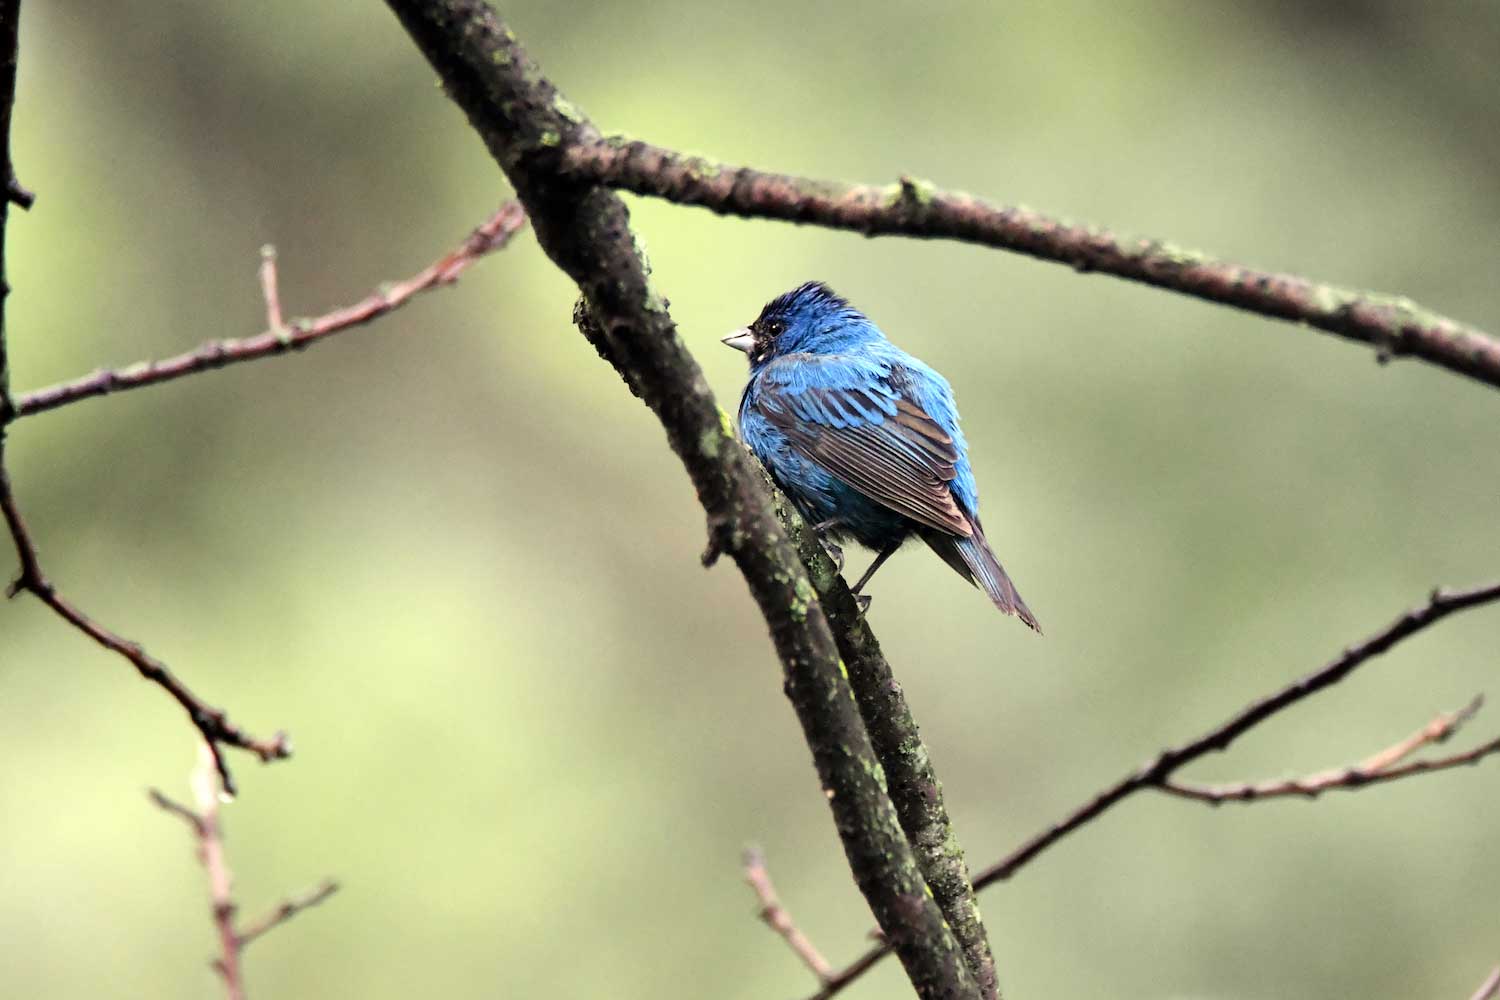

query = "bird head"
[723, 281, 879, 367]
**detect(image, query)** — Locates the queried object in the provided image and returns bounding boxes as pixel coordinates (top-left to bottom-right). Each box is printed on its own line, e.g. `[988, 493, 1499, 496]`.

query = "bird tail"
[922, 522, 1041, 633]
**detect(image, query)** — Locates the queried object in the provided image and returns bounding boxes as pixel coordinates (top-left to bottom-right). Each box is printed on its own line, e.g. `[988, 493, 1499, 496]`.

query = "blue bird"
[723, 281, 1039, 631]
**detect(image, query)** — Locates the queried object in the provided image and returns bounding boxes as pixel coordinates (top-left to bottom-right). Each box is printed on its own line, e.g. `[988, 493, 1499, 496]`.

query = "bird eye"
[767, 320, 785, 338]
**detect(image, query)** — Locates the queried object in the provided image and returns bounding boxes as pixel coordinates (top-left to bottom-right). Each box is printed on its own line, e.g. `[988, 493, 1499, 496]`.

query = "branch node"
[6, 171, 33, 210]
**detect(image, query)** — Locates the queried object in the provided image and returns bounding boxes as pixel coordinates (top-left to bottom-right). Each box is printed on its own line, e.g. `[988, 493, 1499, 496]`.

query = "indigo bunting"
[724, 281, 1039, 631]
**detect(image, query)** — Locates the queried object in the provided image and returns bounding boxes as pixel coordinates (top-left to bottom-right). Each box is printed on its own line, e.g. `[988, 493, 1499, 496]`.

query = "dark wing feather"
[755, 372, 972, 538]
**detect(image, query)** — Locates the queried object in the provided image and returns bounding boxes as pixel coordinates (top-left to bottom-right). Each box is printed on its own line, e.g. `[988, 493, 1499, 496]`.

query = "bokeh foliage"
[2, 2, 1497, 997]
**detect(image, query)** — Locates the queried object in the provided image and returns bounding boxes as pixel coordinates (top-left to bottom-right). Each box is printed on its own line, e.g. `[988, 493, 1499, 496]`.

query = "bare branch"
[236, 879, 340, 952]
[1, 0, 278, 794]
[0, 184, 521, 791]
[767, 471, 998, 997]
[153, 745, 338, 999]
[807, 581, 1500, 999]
[151, 746, 247, 1000]
[258, 245, 285, 336]
[1470, 966, 1500, 1000]
[11, 202, 527, 418]
[148, 788, 206, 837]
[743, 846, 833, 983]
[978, 581, 1500, 888]
[3, 473, 289, 795]
[1359, 695, 1484, 771]
[561, 137, 1500, 393]
[1162, 697, 1498, 803]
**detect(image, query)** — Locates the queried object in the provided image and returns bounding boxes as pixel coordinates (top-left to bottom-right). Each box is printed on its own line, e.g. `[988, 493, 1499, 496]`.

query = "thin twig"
[4, 471, 289, 795]
[1359, 695, 1483, 771]
[151, 745, 338, 1000]
[562, 137, 1500, 393]
[976, 581, 1500, 890]
[151, 745, 246, 1000]
[2, 204, 528, 792]
[743, 846, 833, 982]
[236, 879, 340, 951]
[1470, 966, 1500, 1000]
[11, 202, 527, 418]
[1162, 697, 1497, 803]
[147, 788, 206, 836]
[805, 581, 1500, 999]
[258, 245, 284, 336]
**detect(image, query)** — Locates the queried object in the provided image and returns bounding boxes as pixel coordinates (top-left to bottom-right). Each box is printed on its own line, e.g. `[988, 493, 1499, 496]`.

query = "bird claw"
[854, 593, 872, 615]
[810, 519, 845, 571]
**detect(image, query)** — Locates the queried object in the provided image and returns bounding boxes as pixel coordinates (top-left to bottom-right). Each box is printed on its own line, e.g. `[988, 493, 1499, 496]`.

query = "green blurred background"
[3, 2, 1497, 997]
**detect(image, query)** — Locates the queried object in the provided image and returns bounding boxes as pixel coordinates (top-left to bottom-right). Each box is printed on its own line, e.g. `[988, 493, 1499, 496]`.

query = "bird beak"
[721, 328, 754, 353]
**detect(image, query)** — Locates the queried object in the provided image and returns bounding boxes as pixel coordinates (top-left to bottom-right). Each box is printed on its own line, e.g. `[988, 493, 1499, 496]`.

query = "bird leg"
[849, 542, 900, 614]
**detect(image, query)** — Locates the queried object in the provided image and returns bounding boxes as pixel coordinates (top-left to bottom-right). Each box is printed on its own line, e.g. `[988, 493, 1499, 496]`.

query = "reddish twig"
[11, 202, 527, 418]
[235, 879, 340, 951]
[1471, 966, 1500, 1000]
[3, 470, 288, 795]
[2, 204, 528, 792]
[258, 245, 285, 336]
[1162, 696, 1499, 803]
[743, 846, 833, 982]
[562, 138, 1500, 393]
[151, 745, 338, 1000]
[803, 581, 1500, 1000]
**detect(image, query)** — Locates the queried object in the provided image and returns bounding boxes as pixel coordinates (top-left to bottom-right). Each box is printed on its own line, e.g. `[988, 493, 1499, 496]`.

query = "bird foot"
[810, 519, 845, 571]
[854, 593, 872, 615]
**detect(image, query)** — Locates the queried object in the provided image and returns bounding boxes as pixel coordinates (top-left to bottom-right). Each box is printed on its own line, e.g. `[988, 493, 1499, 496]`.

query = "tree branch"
[0, 0, 23, 411]
[381, 4, 980, 997]
[766, 471, 998, 998]
[1470, 966, 1500, 1000]
[0, 0, 274, 795]
[743, 846, 833, 983]
[0, 101, 522, 790]
[1161, 696, 1500, 803]
[234, 879, 339, 953]
[11, 202, 526, 419]
[807, 581, 1500, 999]
[3, 478, 290, 794]
[560, 137, 1500, 393]
[151, 745, 339, 999]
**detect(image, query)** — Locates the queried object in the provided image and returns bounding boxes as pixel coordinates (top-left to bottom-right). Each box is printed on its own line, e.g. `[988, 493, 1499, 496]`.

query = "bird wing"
[752, 354, 972, 538]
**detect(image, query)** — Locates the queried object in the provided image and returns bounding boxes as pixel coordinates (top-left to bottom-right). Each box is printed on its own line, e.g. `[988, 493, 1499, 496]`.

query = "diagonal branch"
[381, 4, 982, 998]
[560, 137, 1500, 393]
[766, 471, 998, 997]
[3, 475, 289, 795]
[11, 202, 527, 419]
[235, 879, 339, 953]
[743, 846, 833, 983]
[977, 580, 1500, 891]
[1471, 966, 1500, 1000]
[807, 580, 1500, 999]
